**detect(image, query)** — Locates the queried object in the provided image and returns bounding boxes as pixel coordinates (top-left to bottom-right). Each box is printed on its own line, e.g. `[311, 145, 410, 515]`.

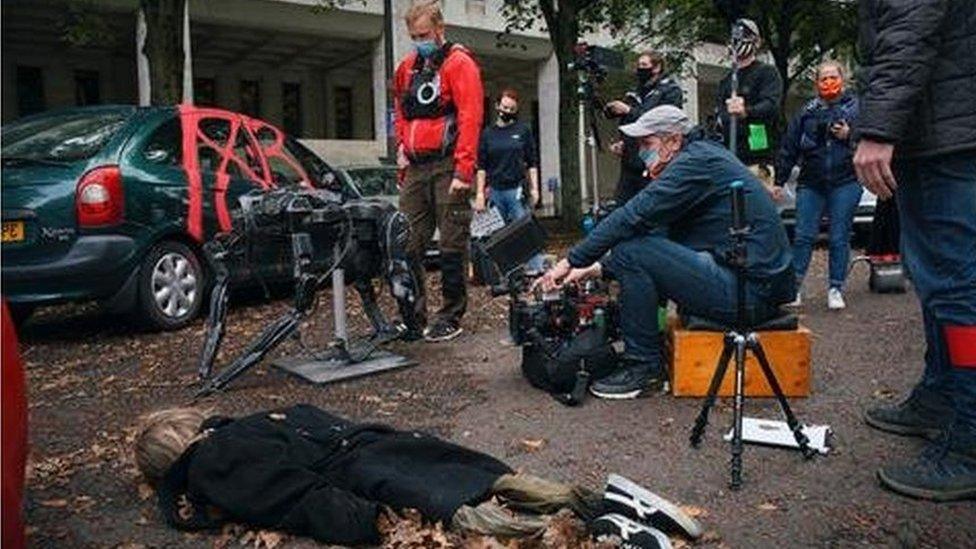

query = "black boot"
[864, 385, 953, 439]
[426, 251, 466, 342]
[877, 429, 976, 501]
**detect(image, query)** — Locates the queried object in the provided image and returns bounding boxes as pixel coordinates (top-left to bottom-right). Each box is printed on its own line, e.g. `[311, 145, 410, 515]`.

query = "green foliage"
[59, 0, 118, 49]
[644, 0, 858, 97]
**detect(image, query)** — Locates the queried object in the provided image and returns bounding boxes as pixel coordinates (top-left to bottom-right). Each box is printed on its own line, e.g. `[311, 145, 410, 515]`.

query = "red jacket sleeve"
[393, 55, 414, 147]
[443, 50, 484, 184]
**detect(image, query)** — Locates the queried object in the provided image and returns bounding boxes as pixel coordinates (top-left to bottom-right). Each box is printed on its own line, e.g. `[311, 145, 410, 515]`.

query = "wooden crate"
[668, 324, 811, 397]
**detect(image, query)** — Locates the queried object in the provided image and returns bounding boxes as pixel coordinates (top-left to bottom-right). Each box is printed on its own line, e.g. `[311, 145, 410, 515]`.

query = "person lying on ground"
[134, 404, 703, 547]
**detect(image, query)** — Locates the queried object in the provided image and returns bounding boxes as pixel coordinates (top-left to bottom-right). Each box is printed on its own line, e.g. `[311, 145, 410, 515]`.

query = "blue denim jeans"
[490, 187, 545, 272]
[793, 180, 863, 290]
[605, 235, 783, 374]
[895, 152, 976, 437]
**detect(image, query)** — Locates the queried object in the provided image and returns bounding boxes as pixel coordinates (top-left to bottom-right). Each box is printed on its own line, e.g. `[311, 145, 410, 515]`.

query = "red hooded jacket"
[394, 44, 483, 184]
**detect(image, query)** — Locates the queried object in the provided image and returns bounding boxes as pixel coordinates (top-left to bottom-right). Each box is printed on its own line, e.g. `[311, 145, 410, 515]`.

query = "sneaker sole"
[877, 469, 976, 502]
[424, 327, 463, 343]
[862, 412, 943, 441]
[591, 514, 672, 549]
[607, 474, 704, 539]
[590, 386, 644, 400]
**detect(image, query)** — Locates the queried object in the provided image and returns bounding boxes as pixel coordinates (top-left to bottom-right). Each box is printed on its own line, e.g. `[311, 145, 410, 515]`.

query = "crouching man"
[537, 106, 796, 399]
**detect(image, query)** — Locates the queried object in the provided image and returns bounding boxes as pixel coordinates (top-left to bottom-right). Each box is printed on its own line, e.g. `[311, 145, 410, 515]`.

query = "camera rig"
[196, 187, 418, 396]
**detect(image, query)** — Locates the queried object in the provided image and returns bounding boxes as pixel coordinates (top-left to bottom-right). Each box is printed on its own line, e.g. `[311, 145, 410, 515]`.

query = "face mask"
[638, 147, 659, 167]
[817, 77, 843, 101]
[733, 39, 757, 59]
[636, 68, 653, 86]
[498, 110, 517, 123]
[414, 39, 438, 58]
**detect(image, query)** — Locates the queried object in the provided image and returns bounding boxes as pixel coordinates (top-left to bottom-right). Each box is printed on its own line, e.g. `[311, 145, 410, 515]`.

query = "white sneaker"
[786, 292, 802, 307]
[827, 288, 846, 310]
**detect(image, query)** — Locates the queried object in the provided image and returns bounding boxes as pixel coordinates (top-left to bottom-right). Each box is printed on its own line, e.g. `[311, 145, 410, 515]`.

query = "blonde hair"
[404, 0, 443, 27]
[816, 60, 845, 79]
[134, 407, 208, 484]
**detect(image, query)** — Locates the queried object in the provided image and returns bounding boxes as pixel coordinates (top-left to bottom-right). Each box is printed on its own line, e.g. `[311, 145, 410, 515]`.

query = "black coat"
[854, 0, 976, 158]
[715, 61, 784, 165]
[616, 75, 685, 203]
[156, 405, 512, 546]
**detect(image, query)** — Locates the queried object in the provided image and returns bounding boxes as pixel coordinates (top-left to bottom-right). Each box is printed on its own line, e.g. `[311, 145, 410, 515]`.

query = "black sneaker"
[602, 474, 703, 539]
[423, 319, 463, 342]
[591, 514, 672, 549]
[877, 436, 976, 502]
[590, 365, 664, 400]
[864, 386, 953, 440]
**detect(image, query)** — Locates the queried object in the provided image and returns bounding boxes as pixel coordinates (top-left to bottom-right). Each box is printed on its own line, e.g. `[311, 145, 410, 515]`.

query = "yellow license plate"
[2, 221, 25, 243]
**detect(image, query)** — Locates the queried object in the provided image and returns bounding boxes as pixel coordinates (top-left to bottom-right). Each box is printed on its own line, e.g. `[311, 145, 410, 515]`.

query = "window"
[240, 80, 260, 117]
[16, 66, 45, 117]
[282, 82, 302, 136]
[194, 77, 217, 107]
[75, 70, 101, 106]
[334, 86, 353, 139]
[142, 118, 182, 166]
[2, 110, 130, 162]
[285, 137, 338, 190]
[233, 129, 265, 181]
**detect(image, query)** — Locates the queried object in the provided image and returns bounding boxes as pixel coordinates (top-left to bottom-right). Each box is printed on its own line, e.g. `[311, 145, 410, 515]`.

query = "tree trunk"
[140, 0, 184, 105]
[552, 6, 583, 232]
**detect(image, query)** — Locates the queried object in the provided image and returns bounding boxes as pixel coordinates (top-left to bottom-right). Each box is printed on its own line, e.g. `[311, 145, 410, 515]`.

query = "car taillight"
[76, 165, 124, 227]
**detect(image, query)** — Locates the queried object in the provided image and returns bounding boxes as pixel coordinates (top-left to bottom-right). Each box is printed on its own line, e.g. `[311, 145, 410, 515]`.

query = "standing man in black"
[607, 50, 684, 203]
[714, 19, 783, 191]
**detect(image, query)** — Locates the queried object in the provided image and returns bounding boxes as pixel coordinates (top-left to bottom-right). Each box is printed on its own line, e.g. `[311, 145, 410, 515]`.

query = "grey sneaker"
[864, 387, 953, 440]
[423, 319, 463, 342]
[878, 435, 976, 501]
[590, 364, 664, 400]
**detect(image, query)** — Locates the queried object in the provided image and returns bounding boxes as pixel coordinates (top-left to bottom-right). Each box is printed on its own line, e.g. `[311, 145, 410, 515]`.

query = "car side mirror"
[144, 148, 171, 163]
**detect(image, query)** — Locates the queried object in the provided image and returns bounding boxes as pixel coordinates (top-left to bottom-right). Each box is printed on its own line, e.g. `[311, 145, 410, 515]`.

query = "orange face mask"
[818, 76, 843, 100]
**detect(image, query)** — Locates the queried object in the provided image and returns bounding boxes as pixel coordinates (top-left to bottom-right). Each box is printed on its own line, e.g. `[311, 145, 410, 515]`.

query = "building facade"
[2, 0, 802, 212]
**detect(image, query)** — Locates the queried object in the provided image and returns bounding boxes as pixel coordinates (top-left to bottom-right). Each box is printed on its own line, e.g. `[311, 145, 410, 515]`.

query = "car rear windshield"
[1, 111, 131, 163]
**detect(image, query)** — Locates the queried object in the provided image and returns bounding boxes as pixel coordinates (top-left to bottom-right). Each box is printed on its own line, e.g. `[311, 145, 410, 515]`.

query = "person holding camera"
[537, 106, 795, 399]
[394, 1, 484, 342]
[474, 88, 544, 272]
[714, 19, 783, 190]
[774, 61, 861, 310]
[607, 50, 684, 203]
[854, 0, 976, 501]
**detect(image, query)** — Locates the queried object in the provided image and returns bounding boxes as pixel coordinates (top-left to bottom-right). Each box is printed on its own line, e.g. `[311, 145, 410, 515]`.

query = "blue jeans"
[895, 152, 976, 438]
[793, 180, 863, 290]
[606, 235, 783, 374]
[490, 187, 545, 272]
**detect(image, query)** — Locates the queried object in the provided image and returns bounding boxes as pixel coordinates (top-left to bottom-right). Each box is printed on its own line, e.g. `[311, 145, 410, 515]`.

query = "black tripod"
[688, 181, 816, 489]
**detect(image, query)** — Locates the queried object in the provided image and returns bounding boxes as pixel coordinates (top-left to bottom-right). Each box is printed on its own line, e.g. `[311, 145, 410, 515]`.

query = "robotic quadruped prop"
[196, 187, 419, 397]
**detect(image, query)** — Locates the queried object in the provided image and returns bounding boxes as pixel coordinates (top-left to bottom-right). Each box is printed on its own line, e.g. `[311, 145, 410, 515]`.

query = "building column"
[537, 52, 560, 215]
[680, 70, 700, 125]
[182, 0, 193, 104]
[372, 37, 387, 146]
[136, 9, 150, 106]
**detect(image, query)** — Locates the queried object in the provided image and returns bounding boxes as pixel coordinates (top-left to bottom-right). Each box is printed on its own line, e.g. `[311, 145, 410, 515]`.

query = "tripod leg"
[730, 334, 748, 490]
[198, 273, 229, 381]
[748, 336, 816, 459]
[196, 312, 301, 397]
[690, 334, 735, 447]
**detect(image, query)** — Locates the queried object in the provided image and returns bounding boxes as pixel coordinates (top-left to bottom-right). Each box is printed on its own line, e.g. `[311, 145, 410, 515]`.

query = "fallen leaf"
[137, 483, 154, 501]
[39, 499, 69, 508]
[679, 505, 708, 518]
[872, 388, 897, 400]
[519, 438, 547, 452]
[758, 502, 778, 511]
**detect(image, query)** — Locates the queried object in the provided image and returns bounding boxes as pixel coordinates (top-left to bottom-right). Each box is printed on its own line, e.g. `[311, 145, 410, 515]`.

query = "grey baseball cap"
[619, 105, 693, 138]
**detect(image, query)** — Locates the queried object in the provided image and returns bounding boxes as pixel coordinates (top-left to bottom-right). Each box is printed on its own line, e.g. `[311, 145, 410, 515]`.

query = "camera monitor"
[479, 214, 547, 277]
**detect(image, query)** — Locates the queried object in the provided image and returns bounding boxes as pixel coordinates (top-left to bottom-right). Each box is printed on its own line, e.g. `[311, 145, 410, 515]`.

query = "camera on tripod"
[567, 42, 624, 105]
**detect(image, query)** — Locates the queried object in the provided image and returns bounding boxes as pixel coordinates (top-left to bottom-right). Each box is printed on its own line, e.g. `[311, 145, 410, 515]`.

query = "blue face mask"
[414, 39, 438, 58]
[638, 147, 659, 167]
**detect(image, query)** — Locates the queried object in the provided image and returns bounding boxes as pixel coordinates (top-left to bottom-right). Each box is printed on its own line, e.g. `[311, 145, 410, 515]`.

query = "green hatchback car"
[1, 105, 348, 329]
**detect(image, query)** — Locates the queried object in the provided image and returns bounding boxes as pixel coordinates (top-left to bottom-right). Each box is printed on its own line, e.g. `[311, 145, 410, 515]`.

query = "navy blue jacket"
[776, 92, 859, 188]
[569, 131, 793, 282]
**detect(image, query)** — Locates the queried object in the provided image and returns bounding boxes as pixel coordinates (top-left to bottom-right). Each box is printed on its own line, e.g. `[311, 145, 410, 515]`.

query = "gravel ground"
[16, 249, 976, 548]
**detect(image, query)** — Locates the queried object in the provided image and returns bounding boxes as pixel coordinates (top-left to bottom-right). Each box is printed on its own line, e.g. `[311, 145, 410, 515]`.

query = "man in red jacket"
[394, 0, 484, 342]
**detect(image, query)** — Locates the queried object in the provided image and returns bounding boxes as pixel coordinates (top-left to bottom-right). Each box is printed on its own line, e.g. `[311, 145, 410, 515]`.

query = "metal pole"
[578, 98, 589, 207]
[383, 0, 396, 161]
[332, 268, 348, 342]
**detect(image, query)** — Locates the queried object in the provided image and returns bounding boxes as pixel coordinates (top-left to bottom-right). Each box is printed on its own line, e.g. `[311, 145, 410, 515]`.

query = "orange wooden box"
[667, 323, 811, 398]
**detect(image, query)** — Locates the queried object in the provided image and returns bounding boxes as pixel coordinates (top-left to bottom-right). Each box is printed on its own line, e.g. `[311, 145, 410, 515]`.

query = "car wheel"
[137, 240, 205, 330]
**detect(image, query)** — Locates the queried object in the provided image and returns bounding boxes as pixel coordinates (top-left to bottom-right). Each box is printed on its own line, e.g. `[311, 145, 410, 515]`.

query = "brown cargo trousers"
[399, 157, 472, 327]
